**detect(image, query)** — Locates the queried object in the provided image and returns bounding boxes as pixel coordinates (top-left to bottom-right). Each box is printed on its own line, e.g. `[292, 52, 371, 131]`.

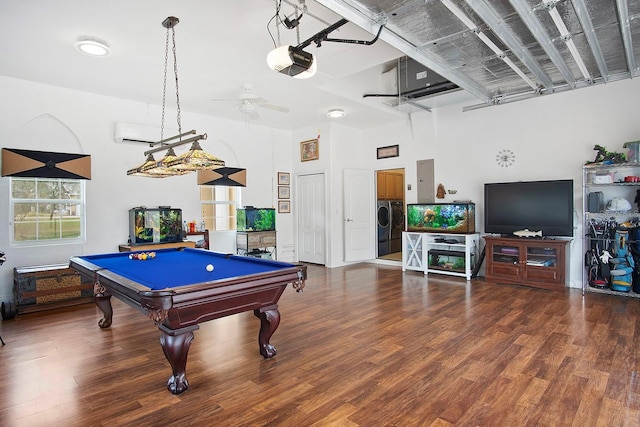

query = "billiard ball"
[206, 264, 214, 272]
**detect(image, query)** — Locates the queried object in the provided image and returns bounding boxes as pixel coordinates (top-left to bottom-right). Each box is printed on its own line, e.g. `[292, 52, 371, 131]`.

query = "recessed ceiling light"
[74, 37, 110, 57]
[327, 109, 345, 118]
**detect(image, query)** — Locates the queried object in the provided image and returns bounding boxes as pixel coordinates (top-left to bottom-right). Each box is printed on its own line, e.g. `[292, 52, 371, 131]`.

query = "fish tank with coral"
[236, 207, 276, 231]
[407, 203, 475, 233]
[128, 207, 183, 246]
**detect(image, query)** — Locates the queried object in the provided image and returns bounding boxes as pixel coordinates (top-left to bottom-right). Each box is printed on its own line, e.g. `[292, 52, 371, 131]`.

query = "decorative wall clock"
[496, 149, 515, 167]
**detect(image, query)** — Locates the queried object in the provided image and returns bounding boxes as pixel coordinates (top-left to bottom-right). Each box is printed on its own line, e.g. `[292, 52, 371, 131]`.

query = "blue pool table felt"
[80, 248, 292, 290]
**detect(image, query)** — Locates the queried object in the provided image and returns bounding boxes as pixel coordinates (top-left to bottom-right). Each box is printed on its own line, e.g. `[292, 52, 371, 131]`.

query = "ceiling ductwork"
[397, 56, 459, 100]
[364, 57, 460, 111]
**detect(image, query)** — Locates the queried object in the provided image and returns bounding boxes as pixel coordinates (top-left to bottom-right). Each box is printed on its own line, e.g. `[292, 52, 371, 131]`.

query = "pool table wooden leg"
[94, 294, 113, 329]
[158, 324, 199, 395]
[254, 305, 280, 359]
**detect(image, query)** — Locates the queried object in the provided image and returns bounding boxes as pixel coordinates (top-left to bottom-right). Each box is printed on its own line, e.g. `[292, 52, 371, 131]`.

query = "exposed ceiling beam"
[467, 0, 553, 90]
[572, 0, 609, 82]
[616, 0, 638, 77]
[509, 0, 578, 89]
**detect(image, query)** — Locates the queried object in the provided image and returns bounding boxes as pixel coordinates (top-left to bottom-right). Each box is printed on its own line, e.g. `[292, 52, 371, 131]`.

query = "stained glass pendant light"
[127, 16, 223, 178]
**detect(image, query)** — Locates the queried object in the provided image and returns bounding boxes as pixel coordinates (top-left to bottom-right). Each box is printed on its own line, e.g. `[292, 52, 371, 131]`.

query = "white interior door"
[344, 169, 375, 262]
[297, 173, 326, 264]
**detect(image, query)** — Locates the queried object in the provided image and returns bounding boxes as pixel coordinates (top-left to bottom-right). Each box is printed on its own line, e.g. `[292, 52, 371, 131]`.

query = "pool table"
[69, 248, 306, 394]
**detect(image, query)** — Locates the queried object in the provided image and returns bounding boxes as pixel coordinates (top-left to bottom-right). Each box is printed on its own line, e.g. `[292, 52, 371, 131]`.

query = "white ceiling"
[0, 0, 471, 132]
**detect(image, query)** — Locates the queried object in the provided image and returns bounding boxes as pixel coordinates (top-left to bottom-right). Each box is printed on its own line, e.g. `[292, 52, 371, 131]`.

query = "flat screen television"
[484, 179, 574, 237]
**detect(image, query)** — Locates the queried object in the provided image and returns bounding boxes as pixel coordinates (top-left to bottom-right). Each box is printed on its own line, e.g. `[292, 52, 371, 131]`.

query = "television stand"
[484, 236, 570, 291]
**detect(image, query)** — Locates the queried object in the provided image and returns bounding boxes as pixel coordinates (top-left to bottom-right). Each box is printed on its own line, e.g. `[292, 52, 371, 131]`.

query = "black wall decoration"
[2, 148, 91, 179]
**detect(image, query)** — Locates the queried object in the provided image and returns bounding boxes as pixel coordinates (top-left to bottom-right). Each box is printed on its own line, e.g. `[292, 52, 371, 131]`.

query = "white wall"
[362, 77, 640, 288]
[1, 73, 639, 303]
[0, 76, 292, 302]
[291, 123, 373, 267]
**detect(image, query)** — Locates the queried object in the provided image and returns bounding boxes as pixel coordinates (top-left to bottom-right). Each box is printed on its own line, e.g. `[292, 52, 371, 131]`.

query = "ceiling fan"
[211, 83, 290, 120]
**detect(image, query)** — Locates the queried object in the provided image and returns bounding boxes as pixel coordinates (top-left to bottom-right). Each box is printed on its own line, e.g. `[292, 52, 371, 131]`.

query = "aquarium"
[236, 207, 276, 231]
[129, 207, 183, 246]
[428, 249, 468, 273]
[407, 203, 475, 233]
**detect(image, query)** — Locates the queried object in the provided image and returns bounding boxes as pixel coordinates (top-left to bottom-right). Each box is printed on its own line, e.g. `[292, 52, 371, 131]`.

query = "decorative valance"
[197, 167, 246, 187]
[1, 148, 91, 180]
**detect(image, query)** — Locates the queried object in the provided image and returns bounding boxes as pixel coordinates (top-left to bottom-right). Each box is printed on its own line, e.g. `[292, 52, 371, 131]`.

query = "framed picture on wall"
[300, 139, 319, 162]
[278, 186, 290, 199]
[278, 200, 291, 213]
[377, 144, 399, 159]
[277, 172, 290, 185]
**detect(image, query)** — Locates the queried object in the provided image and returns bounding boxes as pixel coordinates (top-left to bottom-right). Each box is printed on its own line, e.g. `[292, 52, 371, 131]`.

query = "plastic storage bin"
[624, 140, 640, 163]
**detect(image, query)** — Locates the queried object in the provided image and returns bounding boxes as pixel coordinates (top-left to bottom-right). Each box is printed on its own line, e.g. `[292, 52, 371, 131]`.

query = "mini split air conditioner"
[114, 122, 177, 145]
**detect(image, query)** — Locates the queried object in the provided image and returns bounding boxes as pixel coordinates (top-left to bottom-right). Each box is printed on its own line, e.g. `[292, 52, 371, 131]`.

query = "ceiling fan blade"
[213, 83, 287, 120]
[238, 93, 266, 103]
[258, 103, 290, 113]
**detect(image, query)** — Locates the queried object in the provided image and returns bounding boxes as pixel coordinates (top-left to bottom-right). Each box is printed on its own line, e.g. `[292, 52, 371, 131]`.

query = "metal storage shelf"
[583, 162, 640, 297]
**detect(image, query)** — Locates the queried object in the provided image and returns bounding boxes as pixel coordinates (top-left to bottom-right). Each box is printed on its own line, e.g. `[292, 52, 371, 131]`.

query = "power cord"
[267, 0, 307, 48]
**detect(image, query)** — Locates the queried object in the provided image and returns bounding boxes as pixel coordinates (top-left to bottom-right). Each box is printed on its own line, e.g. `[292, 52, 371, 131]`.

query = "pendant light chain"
[160, 22, 182, 142]
[160, 27, 170, 142]
[171, 26, 182, 139]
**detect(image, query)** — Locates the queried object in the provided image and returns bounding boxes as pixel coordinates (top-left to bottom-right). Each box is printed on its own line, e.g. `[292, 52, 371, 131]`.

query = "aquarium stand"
[236, 231, 277, 260]
[403, 232, 480, 280]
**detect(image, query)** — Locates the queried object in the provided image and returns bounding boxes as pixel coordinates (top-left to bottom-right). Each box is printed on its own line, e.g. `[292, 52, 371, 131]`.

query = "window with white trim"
[10, 177, 86, 244]
[200, 185, 240, 231]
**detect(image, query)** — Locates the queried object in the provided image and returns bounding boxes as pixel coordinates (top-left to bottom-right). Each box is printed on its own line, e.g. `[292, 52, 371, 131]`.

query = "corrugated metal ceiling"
[317, 0, 640, 109]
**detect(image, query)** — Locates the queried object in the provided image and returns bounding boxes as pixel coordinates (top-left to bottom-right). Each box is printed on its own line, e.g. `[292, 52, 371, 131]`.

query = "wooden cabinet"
[484, 236, 570, 291]
[377, 171, 404, 200]
[186, 230, 210, 249]
[119, 230, 209, 252]
[377, 171, 387, 199]
[237, 231, 277, 259]
[118, 241, 195, 252]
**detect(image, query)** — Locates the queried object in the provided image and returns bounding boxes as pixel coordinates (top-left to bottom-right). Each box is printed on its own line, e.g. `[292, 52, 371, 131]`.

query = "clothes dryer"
[390, 200, 405, 253]
[377, 201, 391, 256]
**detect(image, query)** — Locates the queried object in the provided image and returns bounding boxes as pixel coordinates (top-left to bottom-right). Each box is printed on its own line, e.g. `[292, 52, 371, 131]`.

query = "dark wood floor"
[1, 263, 640, 426]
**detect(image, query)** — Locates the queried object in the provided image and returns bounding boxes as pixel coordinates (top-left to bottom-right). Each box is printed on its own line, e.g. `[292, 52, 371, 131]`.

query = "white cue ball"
[206, 264, 214, 272]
